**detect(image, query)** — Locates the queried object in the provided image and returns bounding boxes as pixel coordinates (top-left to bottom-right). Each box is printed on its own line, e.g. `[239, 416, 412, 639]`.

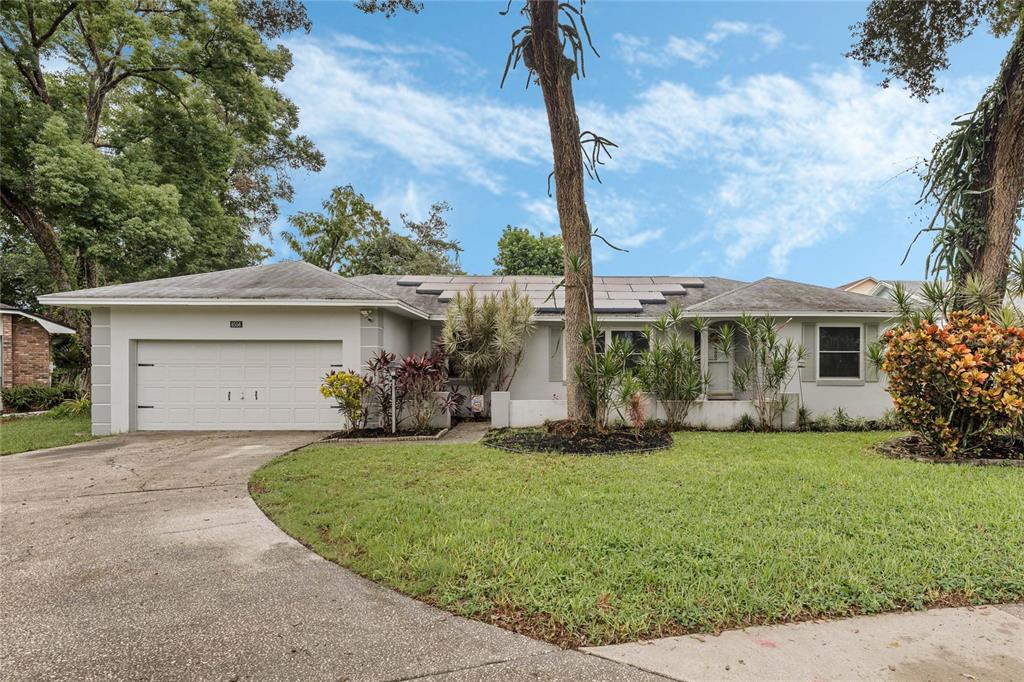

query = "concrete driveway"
[0, 432, 655, 681]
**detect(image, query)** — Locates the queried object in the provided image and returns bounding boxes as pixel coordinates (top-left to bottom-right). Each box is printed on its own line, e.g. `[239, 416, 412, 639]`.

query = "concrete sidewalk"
[586, 603, 1024, 681]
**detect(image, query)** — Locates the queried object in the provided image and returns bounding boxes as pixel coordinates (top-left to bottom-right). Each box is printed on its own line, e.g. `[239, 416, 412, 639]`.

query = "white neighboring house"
[41, 261, 897, 435]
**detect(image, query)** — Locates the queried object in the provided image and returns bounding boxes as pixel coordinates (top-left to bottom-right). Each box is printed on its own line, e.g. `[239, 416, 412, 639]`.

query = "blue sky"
[269, 1, 1012, 286]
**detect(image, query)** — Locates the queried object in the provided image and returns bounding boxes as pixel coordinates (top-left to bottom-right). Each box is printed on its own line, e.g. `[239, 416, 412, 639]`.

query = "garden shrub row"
[1, 383, 83, 413]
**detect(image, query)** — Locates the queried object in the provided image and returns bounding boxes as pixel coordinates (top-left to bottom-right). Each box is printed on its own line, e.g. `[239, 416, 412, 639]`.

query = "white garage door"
[135, 340, 343, 430]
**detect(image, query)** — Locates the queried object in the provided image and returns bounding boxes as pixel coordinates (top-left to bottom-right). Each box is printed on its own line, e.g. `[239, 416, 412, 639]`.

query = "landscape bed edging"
[320, 427, 450, 445]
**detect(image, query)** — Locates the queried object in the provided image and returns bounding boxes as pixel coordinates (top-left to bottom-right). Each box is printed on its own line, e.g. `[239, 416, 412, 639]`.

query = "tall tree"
[493, 225, 563, 275]
[0, 0, 324, 342]
[359, 0, 615, 422]
[849, 0, 1024, 296]
[281, 184, 387, 271]
[283, 186, 463, 275]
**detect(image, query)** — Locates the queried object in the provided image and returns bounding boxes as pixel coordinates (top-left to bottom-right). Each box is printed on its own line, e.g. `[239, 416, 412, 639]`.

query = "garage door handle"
[255, 390, 258, 401]
[228, 391, 231, 401]
[138, 405, 154, 409]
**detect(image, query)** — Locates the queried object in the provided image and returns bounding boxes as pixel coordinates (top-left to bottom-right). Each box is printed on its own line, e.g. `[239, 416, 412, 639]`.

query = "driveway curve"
[0, 432, 656, 681]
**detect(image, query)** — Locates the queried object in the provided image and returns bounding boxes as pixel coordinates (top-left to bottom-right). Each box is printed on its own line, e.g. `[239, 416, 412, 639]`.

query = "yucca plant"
[573, 322, 633, 429]
[636, 306, 709, 430]
[441, 285, 535, 409]
[730, 313, 805, 431]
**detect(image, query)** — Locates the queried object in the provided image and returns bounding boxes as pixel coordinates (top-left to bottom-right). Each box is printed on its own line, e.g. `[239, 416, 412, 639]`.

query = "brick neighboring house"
[1, 303, 76, 389]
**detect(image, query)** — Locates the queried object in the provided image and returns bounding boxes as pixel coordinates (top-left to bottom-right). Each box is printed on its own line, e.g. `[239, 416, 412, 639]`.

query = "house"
[1, 303, 76, 389]
[40, 261, 897, 435]
[838, 277, 929, 303]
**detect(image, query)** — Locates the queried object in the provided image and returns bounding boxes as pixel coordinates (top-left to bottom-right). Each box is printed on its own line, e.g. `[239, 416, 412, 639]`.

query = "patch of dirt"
[484, 421, 672, 455]
[876, 434, 1024, 465]
[323, 427, 444, 440]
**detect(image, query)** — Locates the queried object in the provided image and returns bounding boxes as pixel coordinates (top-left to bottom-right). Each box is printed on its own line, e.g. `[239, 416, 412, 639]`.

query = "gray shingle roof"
[43, 261, 390, 301]
[687, 277, 897, 314]
[41, 264, 894, 317]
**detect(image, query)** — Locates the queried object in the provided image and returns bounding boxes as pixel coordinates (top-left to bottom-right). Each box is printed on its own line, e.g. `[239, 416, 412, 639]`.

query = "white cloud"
[375, 180, 427, 225]
[282, 36, 548, 193]
[614, 20, 784, 68]
[705, 21, 785, 49]
[282, 33, 982, 273]
[581, 68, 982, 270]
[588, 191, 665, 249]
[520, 191, 665, 254]
[522, 197, 559, 228]
[665, 36, 713, 66]
[330, 33, 483, 78]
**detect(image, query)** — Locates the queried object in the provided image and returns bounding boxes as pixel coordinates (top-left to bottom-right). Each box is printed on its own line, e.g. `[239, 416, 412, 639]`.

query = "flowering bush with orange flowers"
[882, 311, 1024, 457]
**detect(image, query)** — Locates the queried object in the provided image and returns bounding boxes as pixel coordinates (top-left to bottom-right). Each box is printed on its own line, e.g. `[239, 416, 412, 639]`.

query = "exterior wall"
[782, 318, 891, 419]
[105, 306, 363, 434]
[1, 314, 52, 388]
[494, 315, 891, 427]
[841, 279, 879, 295]
[91, 309, 113, 435]
[505, 322, 567, 400]
[380, 309, 412, 358]
[491, 393, 799, 429]
[410, 320, 437, 354]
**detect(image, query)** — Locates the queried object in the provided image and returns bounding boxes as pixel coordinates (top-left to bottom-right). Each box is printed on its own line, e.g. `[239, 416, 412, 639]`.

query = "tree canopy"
[849, 1, 1024, 296]
[848, 0, 1021, 99]
[492, 225, 563, 276]
[283, 187, 463, 276]
[0, 0, 323, 330]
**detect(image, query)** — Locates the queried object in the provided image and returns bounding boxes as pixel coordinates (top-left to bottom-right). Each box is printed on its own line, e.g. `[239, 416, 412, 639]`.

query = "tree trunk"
[527, 0, 595, 421]
[1, 185, 72, 292]
[0, 185, 90, 347]
[975, 28, 1024, 297]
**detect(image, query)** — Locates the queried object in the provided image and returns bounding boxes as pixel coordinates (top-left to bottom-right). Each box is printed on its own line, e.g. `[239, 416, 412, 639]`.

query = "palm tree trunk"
[526, 0, 595, 421]
[975, 28, 1024, 296]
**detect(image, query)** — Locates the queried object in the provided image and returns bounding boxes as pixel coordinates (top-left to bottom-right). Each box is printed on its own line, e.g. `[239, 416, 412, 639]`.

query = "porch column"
[699, 326, 710, 397]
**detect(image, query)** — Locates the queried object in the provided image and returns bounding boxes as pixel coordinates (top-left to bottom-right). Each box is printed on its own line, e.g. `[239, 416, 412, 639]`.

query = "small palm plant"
[441, 285, 535, 413]
[728, 314, 805, 431]
[635, 305, 709, 430]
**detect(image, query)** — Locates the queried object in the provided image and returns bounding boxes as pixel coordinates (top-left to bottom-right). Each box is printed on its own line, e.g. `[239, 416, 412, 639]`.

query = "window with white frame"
[817, 325, 862, 379]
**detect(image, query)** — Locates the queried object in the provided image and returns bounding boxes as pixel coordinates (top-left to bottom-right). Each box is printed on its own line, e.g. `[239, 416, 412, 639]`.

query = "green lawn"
[1, 413, 95, 455]
[250, 432, 1024, 647]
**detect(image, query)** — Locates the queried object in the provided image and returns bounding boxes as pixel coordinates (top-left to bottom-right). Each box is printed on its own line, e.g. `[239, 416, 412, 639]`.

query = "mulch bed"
[484, 420, 673, 455]
[323, 427, 446, 441]
[876, 434, 1024, 466]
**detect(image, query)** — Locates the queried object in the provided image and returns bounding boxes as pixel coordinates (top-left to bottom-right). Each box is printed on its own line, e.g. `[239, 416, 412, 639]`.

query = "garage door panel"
[136, 340, 343, 431]
[219, 366, 244, 381]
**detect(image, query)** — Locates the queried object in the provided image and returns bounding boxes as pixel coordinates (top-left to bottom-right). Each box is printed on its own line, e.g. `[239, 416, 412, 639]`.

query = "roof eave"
[37, 296, 431, 319]
[0, 309, 76, 334]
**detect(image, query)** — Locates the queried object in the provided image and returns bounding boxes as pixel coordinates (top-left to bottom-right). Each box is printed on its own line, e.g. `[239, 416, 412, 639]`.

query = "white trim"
[0, 309, 75, 334]
[38, 297, 430, 319]
[816, 323, 863, 381]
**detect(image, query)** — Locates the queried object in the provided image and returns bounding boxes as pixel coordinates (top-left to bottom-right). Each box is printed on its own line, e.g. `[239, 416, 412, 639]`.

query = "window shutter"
[549, 328, 564, 383]
[801, 323, 815, 382]
[865, 323, 879, 383]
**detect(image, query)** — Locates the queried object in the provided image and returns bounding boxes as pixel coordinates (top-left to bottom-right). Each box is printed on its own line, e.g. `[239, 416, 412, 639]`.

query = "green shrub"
[1, 384, 73, 412]
[636, 306, 707, 430]
[320, 369, 369, 431]
[52, 396, 92, 418]
[735, 414, 757, 432]
[882, 311, 1024, 457]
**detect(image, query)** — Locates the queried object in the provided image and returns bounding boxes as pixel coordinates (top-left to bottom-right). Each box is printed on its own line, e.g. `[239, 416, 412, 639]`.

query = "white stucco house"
[40, 261, 897, 435]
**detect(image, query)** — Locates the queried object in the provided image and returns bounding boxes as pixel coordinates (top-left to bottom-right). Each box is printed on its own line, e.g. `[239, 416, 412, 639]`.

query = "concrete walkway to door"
[0, 431, 657, 681]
